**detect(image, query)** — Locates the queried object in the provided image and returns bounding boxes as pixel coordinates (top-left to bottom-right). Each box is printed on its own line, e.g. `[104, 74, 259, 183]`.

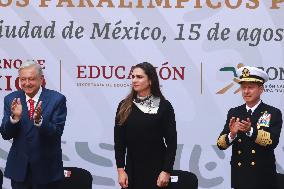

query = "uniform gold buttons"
[238, 150, 242, 154]
[252, 150, 256, 154]
[238, 162, 242, 166]
[238, 139, 242, 143]
[251, 162, 255, 166]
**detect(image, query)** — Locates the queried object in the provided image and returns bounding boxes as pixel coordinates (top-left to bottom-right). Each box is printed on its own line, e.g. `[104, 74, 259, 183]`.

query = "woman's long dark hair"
[116, 62, 165, 125]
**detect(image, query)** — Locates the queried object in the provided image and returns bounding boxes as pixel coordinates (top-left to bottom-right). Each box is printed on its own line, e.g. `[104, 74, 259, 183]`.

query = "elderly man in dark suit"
[217, 66, 282, 189]
[0, 60, 67, 189]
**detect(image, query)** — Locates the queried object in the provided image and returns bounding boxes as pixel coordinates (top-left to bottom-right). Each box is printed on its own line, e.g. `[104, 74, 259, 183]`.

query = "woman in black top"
[114, 62, 177, 189]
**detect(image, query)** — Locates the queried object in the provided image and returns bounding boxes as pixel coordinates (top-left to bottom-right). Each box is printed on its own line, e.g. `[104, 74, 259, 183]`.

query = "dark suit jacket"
[217, 102, 282, 188]
[0, 88, 67, 184]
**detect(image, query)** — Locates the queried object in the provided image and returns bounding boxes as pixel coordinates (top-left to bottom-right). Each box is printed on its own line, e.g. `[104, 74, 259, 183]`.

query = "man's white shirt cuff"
[34, 117, 43, 127]
[10, 116, 19, 124]
[228, 132, 237, 143]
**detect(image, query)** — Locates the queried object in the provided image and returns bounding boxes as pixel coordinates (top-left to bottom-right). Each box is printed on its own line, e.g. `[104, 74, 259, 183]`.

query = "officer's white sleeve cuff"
[228, 132, 237, 143]
[246, 127, 254, 137]
[10, 116, 19, 124]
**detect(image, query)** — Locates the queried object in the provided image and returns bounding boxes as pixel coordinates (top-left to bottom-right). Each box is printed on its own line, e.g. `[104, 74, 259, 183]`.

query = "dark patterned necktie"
[247, 109, 252, 118]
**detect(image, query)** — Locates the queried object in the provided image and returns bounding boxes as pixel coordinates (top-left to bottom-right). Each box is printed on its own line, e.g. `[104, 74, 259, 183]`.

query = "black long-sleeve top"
[114, 99, 177, 189]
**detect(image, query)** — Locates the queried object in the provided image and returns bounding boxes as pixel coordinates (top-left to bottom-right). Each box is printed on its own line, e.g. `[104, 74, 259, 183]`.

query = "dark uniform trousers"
[217, 102, 282, 189]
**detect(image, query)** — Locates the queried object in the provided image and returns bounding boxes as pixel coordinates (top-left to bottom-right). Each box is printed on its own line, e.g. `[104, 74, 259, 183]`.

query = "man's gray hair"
[19, 60, 43, 76]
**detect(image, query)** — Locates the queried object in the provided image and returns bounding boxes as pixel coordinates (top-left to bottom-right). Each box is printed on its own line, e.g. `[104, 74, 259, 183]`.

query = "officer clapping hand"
[229, 117, 239, 139]
[238, 118, 252, 133]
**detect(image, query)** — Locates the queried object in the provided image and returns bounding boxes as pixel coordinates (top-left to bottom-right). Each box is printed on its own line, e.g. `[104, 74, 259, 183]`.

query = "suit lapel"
[37, 88, 49, 113]
[18, 90, 33, 135]
[19, 90, 29, 122]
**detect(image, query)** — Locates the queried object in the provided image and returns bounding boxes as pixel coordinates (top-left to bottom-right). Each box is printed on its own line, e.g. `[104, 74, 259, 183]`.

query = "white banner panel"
[0, 1, 284, 188]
